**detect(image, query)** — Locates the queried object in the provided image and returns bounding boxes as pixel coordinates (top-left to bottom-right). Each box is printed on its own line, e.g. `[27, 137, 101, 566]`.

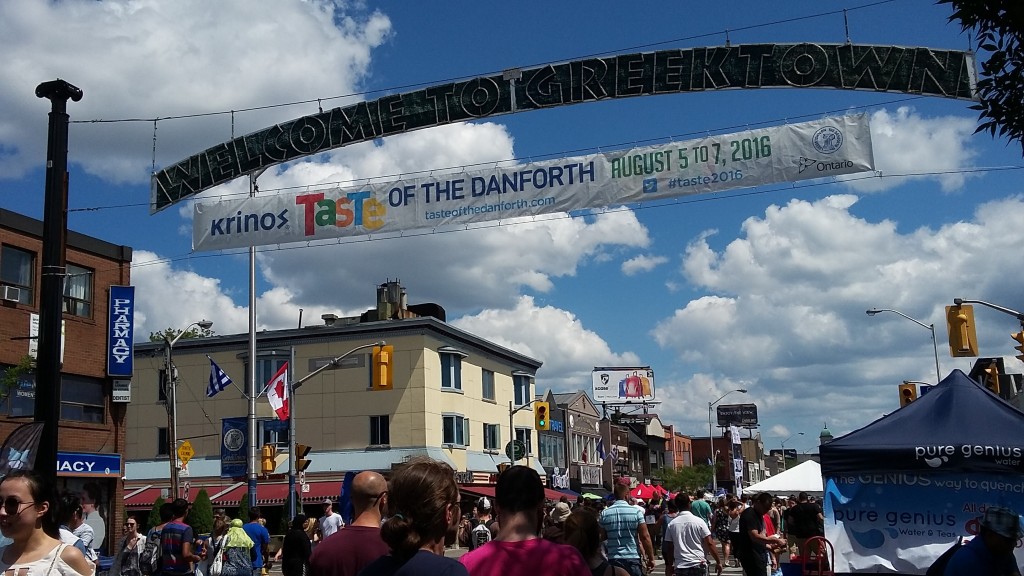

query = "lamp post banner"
[192, 114, 873, 251]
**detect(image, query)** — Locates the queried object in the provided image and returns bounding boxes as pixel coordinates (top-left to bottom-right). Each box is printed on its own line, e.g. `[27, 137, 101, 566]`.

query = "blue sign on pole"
[221, 417, 247, 478]
[106, 286, 135, 377]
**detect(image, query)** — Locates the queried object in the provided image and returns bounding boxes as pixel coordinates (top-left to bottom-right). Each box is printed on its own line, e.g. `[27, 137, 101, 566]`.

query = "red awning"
[460, 485, 567, 502]
[213, 482, 340, 506]
[125, 488, 165, 508]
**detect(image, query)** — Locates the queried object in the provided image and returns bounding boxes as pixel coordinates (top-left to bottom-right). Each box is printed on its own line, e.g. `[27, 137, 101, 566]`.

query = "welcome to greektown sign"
[151, 43, 975, 212]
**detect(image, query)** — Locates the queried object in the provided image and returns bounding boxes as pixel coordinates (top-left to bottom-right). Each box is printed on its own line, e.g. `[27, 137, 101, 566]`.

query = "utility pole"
[33, 79, 82, 479]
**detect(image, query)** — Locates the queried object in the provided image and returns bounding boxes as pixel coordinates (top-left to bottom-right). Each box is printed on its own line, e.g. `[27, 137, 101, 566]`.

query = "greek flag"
[207, 358, 233, 397]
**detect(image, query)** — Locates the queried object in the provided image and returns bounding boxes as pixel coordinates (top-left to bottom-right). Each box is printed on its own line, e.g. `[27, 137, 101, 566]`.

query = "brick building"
[0, 208, 132, 554]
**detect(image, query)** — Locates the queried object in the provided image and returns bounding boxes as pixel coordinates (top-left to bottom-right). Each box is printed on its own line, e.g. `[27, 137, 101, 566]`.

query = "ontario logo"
[798, 157, 854, 174]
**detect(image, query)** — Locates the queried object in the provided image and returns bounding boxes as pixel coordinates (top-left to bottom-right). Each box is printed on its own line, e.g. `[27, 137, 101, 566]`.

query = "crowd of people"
[5, 464, 1018, 576]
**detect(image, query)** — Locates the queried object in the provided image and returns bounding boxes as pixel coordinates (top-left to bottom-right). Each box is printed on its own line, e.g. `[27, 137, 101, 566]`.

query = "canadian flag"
[266, 363, 290, 421]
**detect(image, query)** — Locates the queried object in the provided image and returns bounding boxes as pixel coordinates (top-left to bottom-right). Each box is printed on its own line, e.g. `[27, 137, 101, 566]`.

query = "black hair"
[57, 491, 83, 526]
[291, 514, 307, 531]
[171, 498, 190, 519]
[159, 502, 175, 522]
[1, 470, 61, 538]
[674, 492, 692, 509]
[249, 506, 262, 520]
[495, 465, 544, 513]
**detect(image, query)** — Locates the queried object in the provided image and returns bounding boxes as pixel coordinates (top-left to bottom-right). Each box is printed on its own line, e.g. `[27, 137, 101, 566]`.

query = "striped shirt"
[160, 521, 195, 575]
[599, 500, 643, 560]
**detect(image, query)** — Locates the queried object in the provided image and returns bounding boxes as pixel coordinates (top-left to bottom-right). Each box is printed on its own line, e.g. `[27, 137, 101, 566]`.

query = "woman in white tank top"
[0, 471, 93, 576]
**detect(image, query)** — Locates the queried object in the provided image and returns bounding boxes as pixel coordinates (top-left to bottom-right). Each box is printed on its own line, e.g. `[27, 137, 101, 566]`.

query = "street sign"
[177, 440, 195, 467]
[301, 483, 310, 493]
[504, 440, 526, 461]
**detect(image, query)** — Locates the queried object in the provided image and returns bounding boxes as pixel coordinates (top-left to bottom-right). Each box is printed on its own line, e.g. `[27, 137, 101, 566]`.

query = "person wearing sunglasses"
[0, 469, 94, 576]
[109, 516, 144, 576]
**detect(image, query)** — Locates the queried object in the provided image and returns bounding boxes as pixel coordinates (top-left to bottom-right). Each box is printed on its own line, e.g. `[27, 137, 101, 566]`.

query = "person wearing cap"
[944, 506, 1023, 575]
[467, 497, 498, 550]
[543, 502, 572, 543]
[317, 499, 345, 542]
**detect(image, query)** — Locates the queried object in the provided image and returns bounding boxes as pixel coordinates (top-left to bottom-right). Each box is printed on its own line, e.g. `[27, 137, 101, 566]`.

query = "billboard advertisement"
[592, 367, 656, 403]
[192, 115, 873, 251]
[717, 403, 759, 427]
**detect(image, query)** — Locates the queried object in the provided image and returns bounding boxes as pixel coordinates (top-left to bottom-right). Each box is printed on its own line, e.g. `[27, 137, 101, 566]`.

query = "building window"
[572, 434, 597, 466]
[63, 264, 93, 317]
[371, 415, 390, 446]
[513, 374, 532, 406]
[539, 434, 566, 469]
[157, 369, 168, 402]
[481, 369, 495, 401]
[515, 428, 533, 454]
[483, 423, 500, 451]
[442, 414, 469, 447]
[59, 374, 104, 423]
[157, 427, 168, 456]
[258, 418, 289, 448]
[440, 352, 462, 391]
[252, 356, 288, 387]
[0, 369, 35, 417]
[0, 245, 35, 305]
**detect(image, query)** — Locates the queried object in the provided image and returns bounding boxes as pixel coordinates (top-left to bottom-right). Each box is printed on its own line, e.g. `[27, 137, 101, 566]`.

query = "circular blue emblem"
[812, 126, 843, 154]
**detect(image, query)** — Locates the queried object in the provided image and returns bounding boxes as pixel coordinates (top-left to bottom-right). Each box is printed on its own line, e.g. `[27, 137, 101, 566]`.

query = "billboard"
[717, 403, 759, 427]
[192, 115, 874, 251]
[592, 367, 656, 403]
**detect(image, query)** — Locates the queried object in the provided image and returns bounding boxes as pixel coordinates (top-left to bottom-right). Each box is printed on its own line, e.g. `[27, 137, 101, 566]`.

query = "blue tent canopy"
[821, 370, 1024, 476]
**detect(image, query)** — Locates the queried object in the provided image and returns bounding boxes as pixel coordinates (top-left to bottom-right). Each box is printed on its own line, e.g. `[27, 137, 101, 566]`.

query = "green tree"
[149, 326, 215, 343]
[938, 0, 1024, 153]
[237, 496, 250, 523]
[147, 496, 166, 532]
[186, 489, 214, 535]
[659, 464, 715, 494]
[0, 355, 35, 402]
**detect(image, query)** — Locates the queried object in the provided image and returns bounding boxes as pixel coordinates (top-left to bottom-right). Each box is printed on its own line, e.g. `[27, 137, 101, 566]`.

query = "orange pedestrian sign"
[177, 440, 195, 466]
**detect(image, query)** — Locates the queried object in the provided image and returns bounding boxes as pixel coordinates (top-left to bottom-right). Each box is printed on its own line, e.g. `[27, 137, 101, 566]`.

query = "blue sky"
[2, 0, 1023, 456]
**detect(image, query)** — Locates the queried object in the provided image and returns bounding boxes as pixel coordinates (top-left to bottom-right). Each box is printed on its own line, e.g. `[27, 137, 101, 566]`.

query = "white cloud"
[622, 254, 668, 276]
[843, 107, 979, 193]
[653, 193, 1024, 438]
[453, 296, 641, 391]
[0, 0, 391, 182]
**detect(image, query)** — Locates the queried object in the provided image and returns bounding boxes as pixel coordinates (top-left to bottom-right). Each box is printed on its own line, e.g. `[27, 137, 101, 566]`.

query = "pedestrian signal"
[945, 305, 979, 357]
[260, 444, 277, 474]
[1012, 331, 1024, 363]
[898, 383, 917, 407]
[534, 401, 550, 431]
[983, 362, 1001, 395]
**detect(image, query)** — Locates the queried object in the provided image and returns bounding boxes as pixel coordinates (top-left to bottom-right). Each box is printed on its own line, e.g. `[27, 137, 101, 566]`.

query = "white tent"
[744, 460, 823, 496]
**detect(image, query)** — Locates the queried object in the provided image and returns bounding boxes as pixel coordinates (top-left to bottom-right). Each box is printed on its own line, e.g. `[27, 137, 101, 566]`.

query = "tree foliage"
[147, 496, 166, 532]
[659, 464, 715, 494]
[237, 496, 250, 523]
[938, 0, 1024, 153]
[149, 325, 215, 343]
[187, 489, 214, 535]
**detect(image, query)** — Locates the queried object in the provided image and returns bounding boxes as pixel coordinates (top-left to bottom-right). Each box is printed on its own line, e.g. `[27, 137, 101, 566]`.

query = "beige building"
[124, 283, 546, 516]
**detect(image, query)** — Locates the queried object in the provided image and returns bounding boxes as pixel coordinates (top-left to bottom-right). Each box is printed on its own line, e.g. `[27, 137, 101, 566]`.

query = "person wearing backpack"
[158, 498, 205, 576]
[141, 503, 174, 576]
[467, 498, 497, 551]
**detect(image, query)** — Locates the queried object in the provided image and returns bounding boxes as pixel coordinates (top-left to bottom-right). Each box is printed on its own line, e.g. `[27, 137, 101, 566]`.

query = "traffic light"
[260, 444, 277, 474]
[983, 361, 1001, 395]
[534, 401, 550, 430]
[295, 444, 312, 472]
[372, 345, 393, 390]
[945, 305, 979, 357]
[898, 383, 917, 407]
[1012, 330, 1024, 363]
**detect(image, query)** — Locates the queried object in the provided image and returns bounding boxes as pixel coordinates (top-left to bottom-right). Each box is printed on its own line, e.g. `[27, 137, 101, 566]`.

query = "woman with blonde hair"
[359, 458, 468, 575]
[0, 470, 94, 576]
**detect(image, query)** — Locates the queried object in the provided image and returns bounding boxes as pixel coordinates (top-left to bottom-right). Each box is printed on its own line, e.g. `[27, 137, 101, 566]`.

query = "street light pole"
[164, 319, 213, 499]
[866, 308, 941, 383]
[708, 388, 747, 493]
[780, 432, 804, 471]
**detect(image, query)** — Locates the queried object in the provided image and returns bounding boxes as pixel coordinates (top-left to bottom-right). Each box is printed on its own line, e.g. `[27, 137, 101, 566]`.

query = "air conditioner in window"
[1, 286, 21, 302]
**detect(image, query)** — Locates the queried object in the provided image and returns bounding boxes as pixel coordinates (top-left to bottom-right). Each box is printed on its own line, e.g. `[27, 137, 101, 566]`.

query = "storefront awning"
[461, 485, 568, 503]
[212, 481, 340, 506]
